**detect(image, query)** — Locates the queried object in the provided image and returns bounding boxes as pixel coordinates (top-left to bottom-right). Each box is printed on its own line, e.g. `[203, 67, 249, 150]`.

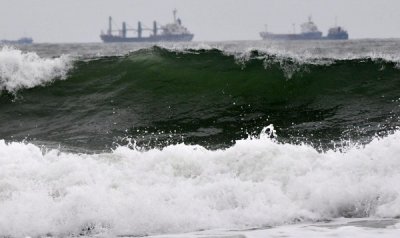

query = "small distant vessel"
[0, 37, 33, 44]
[260, 17, 323, 40]
[260, 17, 349, 40]
[100, 9, 194, 43]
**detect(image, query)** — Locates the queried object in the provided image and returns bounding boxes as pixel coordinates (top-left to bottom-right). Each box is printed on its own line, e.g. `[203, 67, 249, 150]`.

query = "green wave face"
[1, 47, 400, 151]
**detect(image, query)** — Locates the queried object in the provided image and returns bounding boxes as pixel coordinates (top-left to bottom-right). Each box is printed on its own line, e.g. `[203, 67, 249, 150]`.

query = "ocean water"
[0, 40, 400, 237]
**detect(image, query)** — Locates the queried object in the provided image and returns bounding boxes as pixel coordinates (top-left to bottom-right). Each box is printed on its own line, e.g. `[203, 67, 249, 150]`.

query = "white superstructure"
[161, 9, 192, 35]
[300, 16, 320, 34]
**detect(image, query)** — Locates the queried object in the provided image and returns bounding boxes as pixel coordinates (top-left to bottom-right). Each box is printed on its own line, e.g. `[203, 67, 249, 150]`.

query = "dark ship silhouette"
[0, 37, 33, 44]
[260, 17, 349, 40]
[100, 9, 194, 43]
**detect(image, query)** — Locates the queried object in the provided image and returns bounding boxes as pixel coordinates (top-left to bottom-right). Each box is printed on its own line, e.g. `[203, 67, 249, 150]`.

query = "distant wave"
[1, 45, 400, 93]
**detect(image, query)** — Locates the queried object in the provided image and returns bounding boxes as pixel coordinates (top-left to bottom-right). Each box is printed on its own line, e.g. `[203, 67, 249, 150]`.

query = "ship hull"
[100, 34, 194, 43]
[260, 32, 348, 41]
[325, 33, 349, 40]
[0, 38, 33, 44]
[260, 32, 323, 40]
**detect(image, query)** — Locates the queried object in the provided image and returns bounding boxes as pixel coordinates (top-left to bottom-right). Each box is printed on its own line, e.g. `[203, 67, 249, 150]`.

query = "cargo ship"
[260, 17, 349, 40]
[100, 9, 194, 43]
[0, 37, 33, 44]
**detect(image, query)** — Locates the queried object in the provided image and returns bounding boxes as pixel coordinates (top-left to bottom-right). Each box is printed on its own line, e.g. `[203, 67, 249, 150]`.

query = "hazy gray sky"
[0, 0, 399, 43]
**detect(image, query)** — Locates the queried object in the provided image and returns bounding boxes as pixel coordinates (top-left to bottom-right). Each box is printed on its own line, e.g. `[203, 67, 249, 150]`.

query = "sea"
[1, 39, 400, 237]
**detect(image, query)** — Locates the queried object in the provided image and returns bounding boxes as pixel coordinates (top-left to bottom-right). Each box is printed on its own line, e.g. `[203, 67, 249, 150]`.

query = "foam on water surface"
[1, 41, 400, 237]
[146, 219, 400, 238]
[1, 128, 400, 237]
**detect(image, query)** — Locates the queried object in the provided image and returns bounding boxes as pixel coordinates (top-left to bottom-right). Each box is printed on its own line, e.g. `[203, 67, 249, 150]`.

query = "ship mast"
[108, 16, 112, 35]
[153, 21, 158, 36]
[173, 9, 177, 23]
[122, 22, 126, 38]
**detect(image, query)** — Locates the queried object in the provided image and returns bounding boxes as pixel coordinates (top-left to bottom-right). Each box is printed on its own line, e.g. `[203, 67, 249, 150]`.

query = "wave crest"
[0, 47, 72, 92]
[1, 130, 400, 237]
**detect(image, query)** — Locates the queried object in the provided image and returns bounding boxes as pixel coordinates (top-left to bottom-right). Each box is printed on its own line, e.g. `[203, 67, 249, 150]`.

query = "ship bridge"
[300, 16, 320, 34]
[161, 9, 191, 35]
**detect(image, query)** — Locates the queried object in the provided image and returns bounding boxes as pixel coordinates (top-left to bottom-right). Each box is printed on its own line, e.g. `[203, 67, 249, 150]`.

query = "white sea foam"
[156, 41, 400, 80]
[160, 40, 400, 65]
[155, 220, 400, 238]
[0, 47, 72, 92]
[1, 128, 400, 237]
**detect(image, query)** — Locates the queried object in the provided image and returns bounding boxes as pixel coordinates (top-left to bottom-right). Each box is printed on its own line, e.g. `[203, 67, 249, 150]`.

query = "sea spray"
[1, 128, 400, 237]
[0, 46, 72, 92]
[1, 46, 399, 151]
[1, 39, 400, 238]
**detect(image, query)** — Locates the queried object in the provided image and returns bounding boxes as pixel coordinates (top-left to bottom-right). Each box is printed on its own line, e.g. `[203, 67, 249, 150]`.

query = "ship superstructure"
[299, 17, 323, 39]
[260, 17, 349, 40]
[100, 9, 194, 43]
[326, 26, 349, 40]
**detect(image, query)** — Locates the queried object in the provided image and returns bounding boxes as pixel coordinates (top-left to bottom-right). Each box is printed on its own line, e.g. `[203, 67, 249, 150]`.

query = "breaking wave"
[1, 44, 400, 237]
[0, 46, 399, 150]
[1, 127, 400, 237]
[0, 47, 71, 92]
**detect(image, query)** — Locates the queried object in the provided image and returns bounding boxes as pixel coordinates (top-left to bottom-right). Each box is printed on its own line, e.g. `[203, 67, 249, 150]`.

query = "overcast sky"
[0, 0, 399, 43]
